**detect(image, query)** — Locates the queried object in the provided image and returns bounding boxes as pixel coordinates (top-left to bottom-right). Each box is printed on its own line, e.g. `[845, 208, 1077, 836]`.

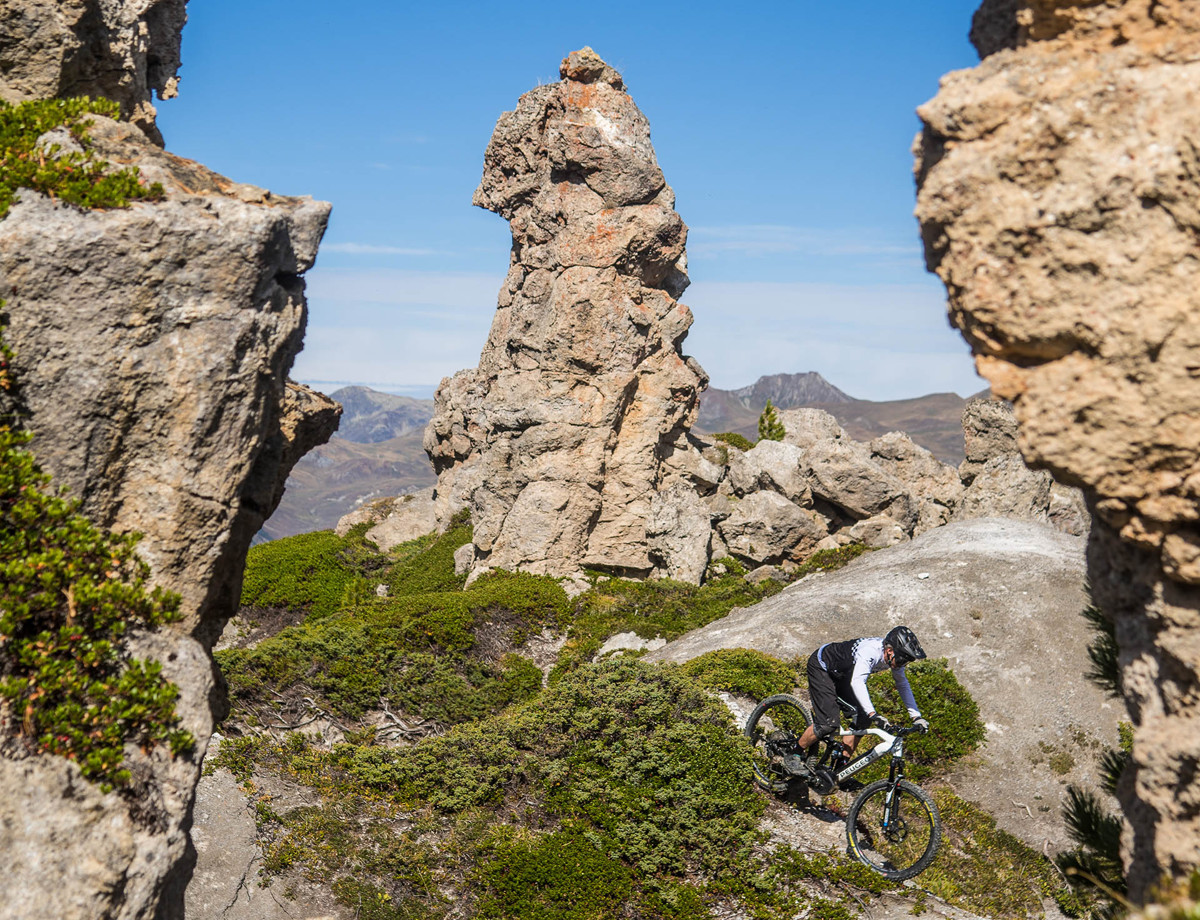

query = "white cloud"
[294, 269, 984, 403]
[682, 279, 983, 399]
[321, 243, 442, 256]
[688, 224, 917, 258]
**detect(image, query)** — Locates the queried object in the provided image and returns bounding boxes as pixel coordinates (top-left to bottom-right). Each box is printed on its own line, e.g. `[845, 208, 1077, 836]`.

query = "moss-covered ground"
[214, 524, 1080, 919]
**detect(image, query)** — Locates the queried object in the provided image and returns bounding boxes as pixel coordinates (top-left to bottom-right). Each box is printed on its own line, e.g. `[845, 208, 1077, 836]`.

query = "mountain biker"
[785, 625, 929, 776]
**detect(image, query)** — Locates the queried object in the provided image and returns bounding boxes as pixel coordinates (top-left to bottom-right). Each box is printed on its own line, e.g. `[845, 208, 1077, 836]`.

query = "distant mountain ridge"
[698, 372, 975, 465]
[258, 387, 436, 541]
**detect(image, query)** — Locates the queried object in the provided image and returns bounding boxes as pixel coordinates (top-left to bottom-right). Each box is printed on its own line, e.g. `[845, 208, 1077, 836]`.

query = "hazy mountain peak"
[730, 372, 854, 409]
[328, 386, 435, 444]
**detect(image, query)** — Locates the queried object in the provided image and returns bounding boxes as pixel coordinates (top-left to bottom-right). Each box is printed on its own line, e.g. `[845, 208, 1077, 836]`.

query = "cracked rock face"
[0, 0, 188, 144]
[915, 0, 1200, 894]
[0, 115, 336, 920]
[424, 48, 707, 580]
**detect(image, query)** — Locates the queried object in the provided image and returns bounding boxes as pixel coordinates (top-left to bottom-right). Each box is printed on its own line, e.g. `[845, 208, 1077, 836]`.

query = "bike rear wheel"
[846, 779, 941, 880]
[744, 694, 812, 794]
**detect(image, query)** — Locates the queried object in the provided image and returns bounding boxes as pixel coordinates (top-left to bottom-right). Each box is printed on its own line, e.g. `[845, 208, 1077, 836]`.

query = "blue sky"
[156, 1, 985, 401]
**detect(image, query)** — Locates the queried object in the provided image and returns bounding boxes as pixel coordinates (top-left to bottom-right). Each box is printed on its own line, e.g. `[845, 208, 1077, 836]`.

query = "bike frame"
[826, 726, 904, 787]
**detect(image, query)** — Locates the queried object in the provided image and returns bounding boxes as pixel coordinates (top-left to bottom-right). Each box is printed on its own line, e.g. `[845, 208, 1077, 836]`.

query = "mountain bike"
[745, 693, 942, 880]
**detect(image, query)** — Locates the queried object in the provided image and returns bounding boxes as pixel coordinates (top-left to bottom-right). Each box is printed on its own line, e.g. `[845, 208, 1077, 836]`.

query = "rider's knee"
[813, 718, 839, 741]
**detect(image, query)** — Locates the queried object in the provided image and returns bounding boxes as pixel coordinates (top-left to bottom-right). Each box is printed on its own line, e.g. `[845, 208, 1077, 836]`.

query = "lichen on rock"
[425, 47, 709, 582]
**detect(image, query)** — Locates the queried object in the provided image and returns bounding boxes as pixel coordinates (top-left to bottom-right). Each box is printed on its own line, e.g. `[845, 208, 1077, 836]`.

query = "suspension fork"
[882, 755, 906, 828]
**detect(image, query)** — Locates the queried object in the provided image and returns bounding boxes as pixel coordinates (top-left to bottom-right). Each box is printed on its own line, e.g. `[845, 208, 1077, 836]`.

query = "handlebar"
[843, 723, 927, 739]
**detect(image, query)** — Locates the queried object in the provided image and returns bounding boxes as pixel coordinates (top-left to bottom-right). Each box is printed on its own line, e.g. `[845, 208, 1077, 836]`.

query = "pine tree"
[757, 399, 785, 442]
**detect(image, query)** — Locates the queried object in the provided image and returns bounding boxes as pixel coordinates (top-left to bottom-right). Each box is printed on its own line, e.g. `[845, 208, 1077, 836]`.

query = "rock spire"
[425, 47, 710, 581]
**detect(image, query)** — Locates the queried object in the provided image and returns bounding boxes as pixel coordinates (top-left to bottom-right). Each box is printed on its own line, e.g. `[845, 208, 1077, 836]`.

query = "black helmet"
[884, 626, 926, 666]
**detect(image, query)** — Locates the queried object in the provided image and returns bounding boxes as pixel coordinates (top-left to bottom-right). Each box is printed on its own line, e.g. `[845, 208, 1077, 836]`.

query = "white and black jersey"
[816, 637, 921, 720]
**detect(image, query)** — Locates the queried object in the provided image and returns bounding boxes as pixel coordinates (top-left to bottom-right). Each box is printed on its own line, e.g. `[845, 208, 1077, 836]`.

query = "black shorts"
[807, 649, 870, 739]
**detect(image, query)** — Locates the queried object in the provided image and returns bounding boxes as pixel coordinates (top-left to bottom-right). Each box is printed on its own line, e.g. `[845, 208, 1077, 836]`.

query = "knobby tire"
[845, 778, 941, 880]
[744, 694, 812, 794]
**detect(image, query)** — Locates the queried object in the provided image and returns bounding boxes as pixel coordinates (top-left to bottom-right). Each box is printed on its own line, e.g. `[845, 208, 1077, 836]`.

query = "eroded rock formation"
[915, 0, 1200, 894]
[0, 0, 187, 144]
[0, 59, 335, 920]
[425, 48, 708, 580]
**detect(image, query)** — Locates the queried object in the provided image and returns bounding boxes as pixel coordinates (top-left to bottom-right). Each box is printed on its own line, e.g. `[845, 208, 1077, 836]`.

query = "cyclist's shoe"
[782, 752, 821, 778]
[782, 754, 812, 777]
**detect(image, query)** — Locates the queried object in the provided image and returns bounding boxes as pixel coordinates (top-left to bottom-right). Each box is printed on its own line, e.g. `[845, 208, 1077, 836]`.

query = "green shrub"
[0, 340, 191, 788]
[223, 658, 768, 917]
[555, 572, 782, 678]
[239, 530, 361, 618]
[220, 565, 567, 722]
[339, 658, 764, 878]
[865, 658, 986, 781]
[0, 97, 163, 219]
[757, 399, 785, 442]
[924, 790, 1080, 919]
[791, 543, 870, 578]
[681, 648, 799, 701]
[712, 432, 753, 452]
[475, 824, 633, 920]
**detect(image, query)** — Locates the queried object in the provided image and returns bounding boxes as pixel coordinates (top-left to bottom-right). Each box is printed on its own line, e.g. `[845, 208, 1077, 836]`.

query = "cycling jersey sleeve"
[849, 657, 876, 716]
[893, 667, 921, 718]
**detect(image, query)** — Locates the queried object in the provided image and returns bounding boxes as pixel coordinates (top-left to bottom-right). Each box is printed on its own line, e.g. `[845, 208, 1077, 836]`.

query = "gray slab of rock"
[594, 631, 667, 659]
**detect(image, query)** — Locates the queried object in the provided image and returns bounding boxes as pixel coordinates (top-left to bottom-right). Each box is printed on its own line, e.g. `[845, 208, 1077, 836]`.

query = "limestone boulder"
[727, 438, 811, 506]
[957, 454, 1053, 523]
[647, 481, 712, 584]
[717, 491, 827, 564]
[0, 113, 334, 918]
[959, 397, 1020, 484]
[778, 407, 845, 448]
[362, 488, 439, 551]
[425, 48, 706, 579]
[915, 0, 1200, 892]
[0, 0, 188, 144]
[801, 440, 908, 521]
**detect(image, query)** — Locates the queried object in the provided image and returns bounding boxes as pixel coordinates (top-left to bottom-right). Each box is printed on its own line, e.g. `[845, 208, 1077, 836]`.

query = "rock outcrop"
[0, 54, 335, 920]
[915, 0, 1200, 894]
[0, 0, 187, 144]
[424, 48, 708, 580]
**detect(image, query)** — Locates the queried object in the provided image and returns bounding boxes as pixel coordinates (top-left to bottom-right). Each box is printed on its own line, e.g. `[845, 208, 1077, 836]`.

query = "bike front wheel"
[846, 779, 941, 880]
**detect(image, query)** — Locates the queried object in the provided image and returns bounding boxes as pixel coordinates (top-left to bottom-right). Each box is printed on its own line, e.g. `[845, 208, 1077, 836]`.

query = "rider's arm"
[849, 657, 877, 718]
[892, 666, 921, 718]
